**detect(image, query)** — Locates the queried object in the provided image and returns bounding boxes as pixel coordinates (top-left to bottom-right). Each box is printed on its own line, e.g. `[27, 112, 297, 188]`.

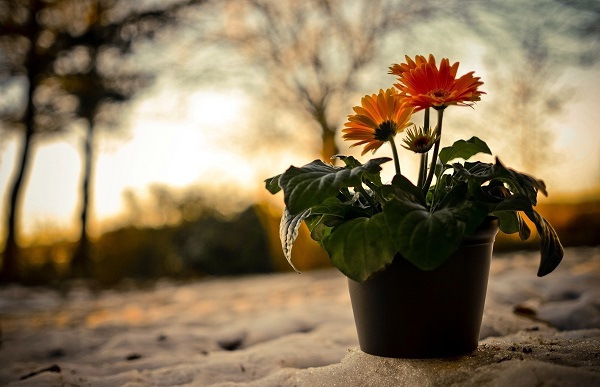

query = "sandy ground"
[0, 247, 599, 386]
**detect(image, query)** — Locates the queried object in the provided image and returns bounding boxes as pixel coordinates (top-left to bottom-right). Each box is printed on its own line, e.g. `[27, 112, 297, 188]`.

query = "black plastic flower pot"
[347, 217, 499, 358]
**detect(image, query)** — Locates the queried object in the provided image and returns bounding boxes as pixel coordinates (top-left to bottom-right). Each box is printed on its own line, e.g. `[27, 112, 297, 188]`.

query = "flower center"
[414, 136, 430, 149]
[430, 89, 449, 99]
[374, 120, 397, 142]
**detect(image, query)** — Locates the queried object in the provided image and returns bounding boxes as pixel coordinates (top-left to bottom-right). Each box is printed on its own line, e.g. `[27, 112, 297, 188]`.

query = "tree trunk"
[1, 1, 41, 282]
[312, 103, 338, 162]
[71, 122, 94, 278]
[0, 127, 35, 282]
[321, 126, 338, 162]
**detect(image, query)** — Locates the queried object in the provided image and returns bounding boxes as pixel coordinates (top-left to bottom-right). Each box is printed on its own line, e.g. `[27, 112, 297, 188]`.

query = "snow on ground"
[0, 247, 599, 386]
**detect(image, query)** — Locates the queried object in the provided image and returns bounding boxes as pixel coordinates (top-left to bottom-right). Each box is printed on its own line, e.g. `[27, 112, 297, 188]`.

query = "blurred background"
[0, 0, 598, 286]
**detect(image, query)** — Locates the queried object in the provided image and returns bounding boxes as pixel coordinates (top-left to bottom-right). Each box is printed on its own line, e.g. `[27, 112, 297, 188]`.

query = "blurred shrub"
[93, 226, 177, 285]
[172, 206, 273, 276]
[11, 198, 600, 286]
[92, 205, 272, 285]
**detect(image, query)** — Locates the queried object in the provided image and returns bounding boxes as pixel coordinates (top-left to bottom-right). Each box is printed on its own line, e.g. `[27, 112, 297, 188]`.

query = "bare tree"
[195, 0, 455, 161]
[0, 0, 207, 281]
[1, 0, 59, 282]
[486, 30, 570, 175]
[458, 0, 599, 175]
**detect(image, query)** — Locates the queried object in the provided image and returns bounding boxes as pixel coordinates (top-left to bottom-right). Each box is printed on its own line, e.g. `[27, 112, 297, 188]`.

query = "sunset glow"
[1, 54, 599, 246]
[0, 89, 253, 242]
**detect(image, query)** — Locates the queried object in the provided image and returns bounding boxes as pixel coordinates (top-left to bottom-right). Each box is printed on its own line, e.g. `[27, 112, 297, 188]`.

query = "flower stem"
[389, 136, 401, 176]
[417, 108, 430, 188]
[418, 154, 427, 188]
[423, 108, 444, 194]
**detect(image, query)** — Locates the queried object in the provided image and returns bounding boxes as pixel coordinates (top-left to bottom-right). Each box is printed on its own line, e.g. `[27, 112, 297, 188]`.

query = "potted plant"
[265, 54, 564, 358]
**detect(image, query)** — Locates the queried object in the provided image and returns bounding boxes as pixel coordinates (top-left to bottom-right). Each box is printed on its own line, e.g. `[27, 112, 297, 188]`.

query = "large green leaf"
[383, 199, 487, 271]
[321, 213, 396, 282]
[278, 158, 390, 215]
[438, 136, 492, 165]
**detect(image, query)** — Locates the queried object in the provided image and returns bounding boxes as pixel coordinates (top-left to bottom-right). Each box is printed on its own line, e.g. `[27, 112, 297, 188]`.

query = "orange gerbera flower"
[342, 88, 413, 155]
[390, 54, 484, 111]
[388, 54, 428, 76]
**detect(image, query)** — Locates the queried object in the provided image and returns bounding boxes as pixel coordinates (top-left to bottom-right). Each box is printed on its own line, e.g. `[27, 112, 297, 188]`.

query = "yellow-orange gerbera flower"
[391, 54, 484, 111]
[342, 88, 413, 155]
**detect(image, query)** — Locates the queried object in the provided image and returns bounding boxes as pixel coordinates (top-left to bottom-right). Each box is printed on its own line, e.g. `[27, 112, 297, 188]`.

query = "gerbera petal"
[349, 114, 379, 129]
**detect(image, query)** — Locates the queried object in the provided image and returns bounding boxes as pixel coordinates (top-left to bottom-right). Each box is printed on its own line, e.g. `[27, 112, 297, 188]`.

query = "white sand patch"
[1, 247, 599, 386]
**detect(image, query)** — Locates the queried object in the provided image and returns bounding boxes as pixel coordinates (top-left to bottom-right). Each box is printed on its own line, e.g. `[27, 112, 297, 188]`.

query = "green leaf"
[517, 213, 532, 241]
[279, 158, 390, 215]
[436, 180, 468, 209]
[309, 198, 352, 221]
[492, 195, 533, 212]
[264, 174, 282, 194]
[523, 210, 564, 277]
[492, 210, 530, 240]
[306, 217, 332, 242]
[491, 195, 563, 275]
[304, 197, 362, 241]
[453, 158, 547, 206]
[334, 155, 363, 168]
[321, 213, 396, 282]
[492, 158, 547, 204]
[383, 199, 487, 270]
[389, 174, 426, 205]
[279, 207, 311, 273]
[335, 155, 391, 186]
[491, 195, 534, 240]
[438, 136, 492, 165]
[493, 211, 520, 235]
